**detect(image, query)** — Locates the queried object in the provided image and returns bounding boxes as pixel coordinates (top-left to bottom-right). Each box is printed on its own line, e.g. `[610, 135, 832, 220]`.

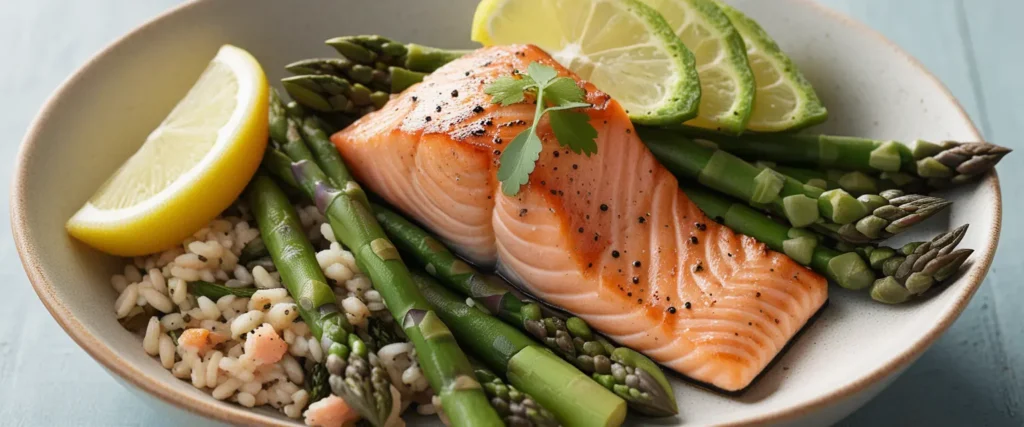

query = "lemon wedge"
[713, 0, 827, 132]
[472, 0, 701, 125]
[66, 45, 269, 256]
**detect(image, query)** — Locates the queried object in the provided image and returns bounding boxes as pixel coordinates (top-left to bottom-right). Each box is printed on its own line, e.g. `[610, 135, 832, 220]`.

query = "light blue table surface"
[2, 0, 1021, 425]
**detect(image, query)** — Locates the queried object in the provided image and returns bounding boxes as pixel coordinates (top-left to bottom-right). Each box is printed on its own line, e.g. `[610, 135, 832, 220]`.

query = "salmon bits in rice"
[113, 204, 427, 425]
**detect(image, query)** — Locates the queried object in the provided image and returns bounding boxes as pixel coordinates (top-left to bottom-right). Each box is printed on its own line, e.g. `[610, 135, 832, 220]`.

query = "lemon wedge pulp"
[66, 45, 269, 256]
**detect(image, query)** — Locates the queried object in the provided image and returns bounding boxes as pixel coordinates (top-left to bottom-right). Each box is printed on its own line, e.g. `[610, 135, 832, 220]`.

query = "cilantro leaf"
[544, 77, 586, 106]
[527, 62, 558, 87]
[484, 75, 535, 106]
[497, 131, 543, 196]
[548, 109, 598, 156]
[484, 61, 599, 196]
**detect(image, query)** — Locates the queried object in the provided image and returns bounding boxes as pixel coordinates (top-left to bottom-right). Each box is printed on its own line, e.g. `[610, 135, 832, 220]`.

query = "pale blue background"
[2, 0, 1021, 425]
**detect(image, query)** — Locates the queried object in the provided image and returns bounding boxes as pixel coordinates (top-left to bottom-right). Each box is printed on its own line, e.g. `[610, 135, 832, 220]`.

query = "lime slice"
[713, 0, 827, 132]
[66, 45, 269, 256]
[641, 0, 755, 133]
[472, 0, 701, 125]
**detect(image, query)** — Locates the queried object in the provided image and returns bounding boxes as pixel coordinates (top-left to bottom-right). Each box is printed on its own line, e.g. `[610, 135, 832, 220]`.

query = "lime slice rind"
[713, 0, 827, 132]
[643, 0, 755, 133]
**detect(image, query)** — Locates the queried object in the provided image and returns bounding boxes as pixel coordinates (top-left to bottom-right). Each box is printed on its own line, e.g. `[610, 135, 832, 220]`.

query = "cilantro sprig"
[485, 62, 598, 196]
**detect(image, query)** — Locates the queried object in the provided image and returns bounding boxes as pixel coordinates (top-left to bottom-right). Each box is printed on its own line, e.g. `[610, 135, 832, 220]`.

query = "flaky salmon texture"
[333, 45, 828, 392]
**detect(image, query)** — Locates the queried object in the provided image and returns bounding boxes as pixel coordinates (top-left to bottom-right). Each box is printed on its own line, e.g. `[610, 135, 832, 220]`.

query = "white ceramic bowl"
[11, 0, 1000, 425]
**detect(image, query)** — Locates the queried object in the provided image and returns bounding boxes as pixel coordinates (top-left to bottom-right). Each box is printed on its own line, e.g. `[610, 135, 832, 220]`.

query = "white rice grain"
[253, 266, 280, 289]
[216, 295, 237, 311]
[267, 303, 300, 331]
[289, 336, 308, 358]
[174, 253, 205, 270]
[241, 381, 263, 395]
[199, 269, 216, 283]
[169, 278, 187, 305]
[148, 269, 167, 294]
[324, 263, 354, 283]
[171, 266, 201, 282]
[237, 392, 256, 408]
[234, 265, 254, 285]
[212, 378, 242, 400]
[143, 317, 161, 356]
[345, 276, 372, 295]
[142, 288, 174, 314]
[198, 296, 221, 320]
[249, 289, 289, 312]
[115, 284, 139, 319]
[159, 335, 176, 369]
[191, 358, 208, 389]
[319, 223, 336, 243]
[172, 361, 191, 379]
[282, 355, 304, 385]
[207, 351, 224, 387]
[307, 336, 323, 363]
[231, 310, 264, 338]
[341, 296, 369, 327]
[160, 313, 185, 330]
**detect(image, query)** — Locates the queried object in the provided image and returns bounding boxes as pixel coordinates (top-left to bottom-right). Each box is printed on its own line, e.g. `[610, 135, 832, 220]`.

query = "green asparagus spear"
[412, 272, 628, 427]
[767, 164, 930, 195]
[681, 184, 875, 290]
[473, 361, 561, 427]
[281, 74, 390, 114]
[676, 127, 1011, 188]
[640, 128, 951, 243]
[286, 57, 428, 94]
[266, 91, 502, 426]
[837, 225, 973, 304]
[247, 173, 395, 426]
[372, 202, 677, 416]
[325, 35, 471, 73]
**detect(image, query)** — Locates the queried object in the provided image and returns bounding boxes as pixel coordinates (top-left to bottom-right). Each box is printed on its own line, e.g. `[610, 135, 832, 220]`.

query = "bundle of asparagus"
[372, 203, 678, 416]
[264, 90, 503, 427]
[639, 128, 951, 243]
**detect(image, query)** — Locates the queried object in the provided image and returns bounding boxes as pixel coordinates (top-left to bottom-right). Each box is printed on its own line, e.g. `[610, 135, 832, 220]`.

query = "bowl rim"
[9, 0, 1002, 426]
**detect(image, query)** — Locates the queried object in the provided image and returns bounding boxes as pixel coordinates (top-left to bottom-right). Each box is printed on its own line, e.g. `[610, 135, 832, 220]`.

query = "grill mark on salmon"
[333, 45, 828, 392]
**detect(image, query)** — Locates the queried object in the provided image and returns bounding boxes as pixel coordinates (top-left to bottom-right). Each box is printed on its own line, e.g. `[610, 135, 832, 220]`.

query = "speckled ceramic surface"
[11, 0, 1000, 425]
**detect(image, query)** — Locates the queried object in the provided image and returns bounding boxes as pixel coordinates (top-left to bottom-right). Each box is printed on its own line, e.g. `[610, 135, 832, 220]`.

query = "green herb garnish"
[485, 62, 598, 196]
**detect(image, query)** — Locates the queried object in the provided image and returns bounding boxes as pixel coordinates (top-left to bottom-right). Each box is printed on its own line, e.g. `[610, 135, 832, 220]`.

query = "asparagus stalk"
[286, 57, 428, 94]
[835, 226, 973, 304]
[247, 173, 395, 426]
[677, 127, 1011, 188]
[764, 164, 929, 195]
[281, 74, 390, 114]
[412, 272, 628, 427]
[473, 362, 561, 427]
[372, 202, 678, 416]
[640, 128, 951, 243]
[681, 185, 876, 290]
[683, 184, 973, 301]
[266, 91, 502, 426]
[325, 35, 471, 73]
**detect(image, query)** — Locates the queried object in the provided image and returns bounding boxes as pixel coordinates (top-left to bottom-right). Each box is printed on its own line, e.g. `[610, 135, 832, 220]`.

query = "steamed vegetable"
[677, 127, 1011, 189]
[682, 184, 972, 301]
[373, 202, 678, 416]
[640, 128, 951, 243]
[412, 272, 627, 427]
[247, 173, 395, 426]
[265, 90, 502, 427]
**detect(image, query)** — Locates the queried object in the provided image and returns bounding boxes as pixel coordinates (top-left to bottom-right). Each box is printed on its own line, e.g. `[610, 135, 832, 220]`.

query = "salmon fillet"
[333, 45, 828, 392]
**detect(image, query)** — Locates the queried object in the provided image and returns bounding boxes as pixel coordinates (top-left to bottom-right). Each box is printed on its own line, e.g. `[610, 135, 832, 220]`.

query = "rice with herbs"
[113, 203, 434, 425]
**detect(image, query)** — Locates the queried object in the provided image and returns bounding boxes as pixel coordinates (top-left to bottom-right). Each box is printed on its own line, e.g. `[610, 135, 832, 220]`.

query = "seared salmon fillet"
[333, 45, 828, 392]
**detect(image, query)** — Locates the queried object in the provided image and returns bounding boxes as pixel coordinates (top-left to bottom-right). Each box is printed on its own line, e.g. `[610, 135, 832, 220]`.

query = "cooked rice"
[112, 203, 430, 425]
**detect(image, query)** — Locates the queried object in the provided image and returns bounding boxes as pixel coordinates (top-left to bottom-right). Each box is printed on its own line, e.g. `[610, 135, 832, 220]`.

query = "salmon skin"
[333, 45, 828, 392]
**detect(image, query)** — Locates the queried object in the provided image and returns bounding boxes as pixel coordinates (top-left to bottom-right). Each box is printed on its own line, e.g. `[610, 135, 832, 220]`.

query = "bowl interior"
[12, 0, 998, 426]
